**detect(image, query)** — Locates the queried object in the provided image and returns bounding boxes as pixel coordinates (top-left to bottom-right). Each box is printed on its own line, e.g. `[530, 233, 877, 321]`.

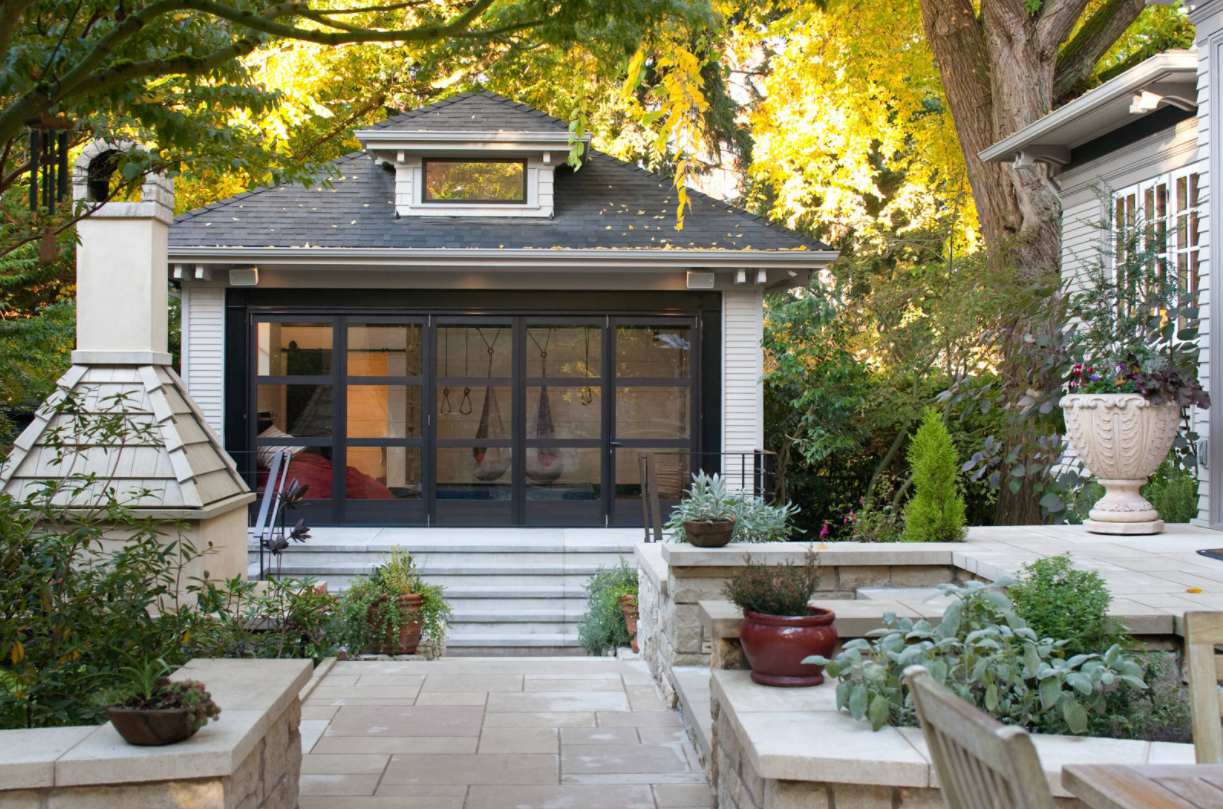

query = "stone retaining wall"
[0, 659, 310, 809]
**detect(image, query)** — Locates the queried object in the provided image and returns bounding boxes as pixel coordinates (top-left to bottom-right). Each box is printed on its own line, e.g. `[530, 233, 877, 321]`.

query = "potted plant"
[1061, 252, 1210, 534]
[337, 548, 451, 657]
[619, 592, 640, 653]
[667, 471, 738, 547]
[107, 659, 220, 746]
[723, 552, 835, 687]
[577, 562, 638, 655]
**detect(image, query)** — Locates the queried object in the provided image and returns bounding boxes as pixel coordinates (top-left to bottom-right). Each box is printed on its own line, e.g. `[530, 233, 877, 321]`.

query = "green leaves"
[813, 580, 1148, 738]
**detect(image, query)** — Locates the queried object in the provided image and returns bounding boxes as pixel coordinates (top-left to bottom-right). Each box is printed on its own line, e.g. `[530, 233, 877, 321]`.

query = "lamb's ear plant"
[804, 581, 1147, 735]
[666, 471, 799, 542]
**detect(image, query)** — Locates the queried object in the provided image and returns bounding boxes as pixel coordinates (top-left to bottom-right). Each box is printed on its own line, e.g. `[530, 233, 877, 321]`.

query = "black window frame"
[421, 158, 529, 205]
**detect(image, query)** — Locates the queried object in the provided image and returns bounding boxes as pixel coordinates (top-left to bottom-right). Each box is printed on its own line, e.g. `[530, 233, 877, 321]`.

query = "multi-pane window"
[1111, 170, 1201, 317]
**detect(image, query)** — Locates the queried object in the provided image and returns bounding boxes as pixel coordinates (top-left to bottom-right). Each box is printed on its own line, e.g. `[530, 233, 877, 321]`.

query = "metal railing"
[638, 450, 778, 543]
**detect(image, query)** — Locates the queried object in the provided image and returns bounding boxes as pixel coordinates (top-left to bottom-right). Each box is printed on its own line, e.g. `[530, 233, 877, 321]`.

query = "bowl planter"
[107, 705, 201, 746]
[1061, 393, 1180, 534]
[370, 592, 424, 655]
[619, 593, 640, 653]
[683, 517, 736, 548]
[740, 607, 838, 687]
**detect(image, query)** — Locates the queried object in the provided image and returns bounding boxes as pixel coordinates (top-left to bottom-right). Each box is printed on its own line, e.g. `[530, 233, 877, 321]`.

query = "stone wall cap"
[710, 669, 1193, 797]
[0, 658, 311, 790]
[661, 541, 958, 567]
[635, 543, 668, 594]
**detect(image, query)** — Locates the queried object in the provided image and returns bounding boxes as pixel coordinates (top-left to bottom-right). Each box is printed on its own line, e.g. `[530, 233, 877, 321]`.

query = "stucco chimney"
[72, 140, 173, 365]
[0, 141, 254, 587]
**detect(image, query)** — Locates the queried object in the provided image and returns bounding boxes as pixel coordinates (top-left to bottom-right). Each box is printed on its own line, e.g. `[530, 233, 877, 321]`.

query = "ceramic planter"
[1061, 393, 1181, 534]
[739, 607, 838, 687]
[370, 592, 424, 655]
[619, 593, 640, 653]
[107, 706, 200, 746]
[683, 517, 736, 548]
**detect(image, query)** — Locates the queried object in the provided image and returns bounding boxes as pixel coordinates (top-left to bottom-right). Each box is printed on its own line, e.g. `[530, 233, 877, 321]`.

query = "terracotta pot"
[107, 706, 200, 746]
[1061, 393, 1180, 534]
[370, 592, 424, 655]
[683, 517, 735, 548]
[619, 593, 640, 653]
[739, 607, 837, 687]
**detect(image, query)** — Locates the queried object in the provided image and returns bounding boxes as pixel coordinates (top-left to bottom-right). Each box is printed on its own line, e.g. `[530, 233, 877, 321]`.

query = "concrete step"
[446, 631, 580, 649]
[251, 549, 632, 567]
[447, 619, 573, 636]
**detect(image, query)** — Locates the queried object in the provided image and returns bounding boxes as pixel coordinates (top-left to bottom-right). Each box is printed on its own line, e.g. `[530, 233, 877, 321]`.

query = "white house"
[166, 91, 836, 529]
[980, 6, 1223, 528]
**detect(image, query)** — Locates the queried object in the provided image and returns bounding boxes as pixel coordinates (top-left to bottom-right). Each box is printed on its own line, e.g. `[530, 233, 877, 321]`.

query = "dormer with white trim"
[355, 91, 589, 218]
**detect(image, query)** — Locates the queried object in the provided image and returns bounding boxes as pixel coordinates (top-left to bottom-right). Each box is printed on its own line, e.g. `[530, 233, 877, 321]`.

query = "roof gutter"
[165, 246, 837, 270]
[979, 50, 1198, 164]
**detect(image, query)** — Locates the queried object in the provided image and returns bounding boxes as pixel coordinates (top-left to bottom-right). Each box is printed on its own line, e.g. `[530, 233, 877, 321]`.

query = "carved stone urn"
[1061, 393, 1180, 534]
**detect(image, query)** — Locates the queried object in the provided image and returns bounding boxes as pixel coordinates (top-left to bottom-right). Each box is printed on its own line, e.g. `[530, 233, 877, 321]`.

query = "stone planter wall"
[0, 659, 310, 809]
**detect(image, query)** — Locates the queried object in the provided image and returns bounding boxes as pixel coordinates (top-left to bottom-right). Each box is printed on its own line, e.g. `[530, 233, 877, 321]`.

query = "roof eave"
[980, 50, 1198, 164]
[165, 245, 837, 270]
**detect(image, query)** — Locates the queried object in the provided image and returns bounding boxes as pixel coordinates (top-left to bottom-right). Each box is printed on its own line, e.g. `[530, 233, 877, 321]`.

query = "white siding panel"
[182, 285, 225, 439]
[722, 286, 764, 491]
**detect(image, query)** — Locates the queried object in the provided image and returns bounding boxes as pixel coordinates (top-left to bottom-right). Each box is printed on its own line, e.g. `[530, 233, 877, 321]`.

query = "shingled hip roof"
[169, 92, 832, 261]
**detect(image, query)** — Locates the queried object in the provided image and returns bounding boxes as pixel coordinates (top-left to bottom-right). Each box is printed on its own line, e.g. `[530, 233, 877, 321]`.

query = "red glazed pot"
[739, 607, 837, 687]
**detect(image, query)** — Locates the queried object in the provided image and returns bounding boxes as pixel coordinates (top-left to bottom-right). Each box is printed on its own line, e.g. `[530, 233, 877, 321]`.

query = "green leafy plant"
[190, 575, 338, 662]
[109, 658, 220, 732]
[723, 552, 820, 616]
[578, 562, 639, 655]
[846, 502, 904, 542]
[1008, 555, 1122, 657]
[667, 471, 799, 543]
[902, 410, 967, 541]
[1142, 460, 1199, 523]
[806, 581, 1147, 736]
[331, 549, 451, 659]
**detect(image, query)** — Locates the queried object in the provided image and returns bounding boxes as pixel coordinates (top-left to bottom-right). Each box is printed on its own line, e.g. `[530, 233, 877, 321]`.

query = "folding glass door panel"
[339, 319, 426, 523]
[609, 318, 698, 525]
[522, 318, 605, 526]
[434, 319, 515, 525]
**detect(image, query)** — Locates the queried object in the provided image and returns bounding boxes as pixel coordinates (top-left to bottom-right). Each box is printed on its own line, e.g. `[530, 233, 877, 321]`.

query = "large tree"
[0, 0, 715, 257]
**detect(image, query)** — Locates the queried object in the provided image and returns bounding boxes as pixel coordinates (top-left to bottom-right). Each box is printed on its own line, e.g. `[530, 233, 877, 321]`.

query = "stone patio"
[297, 657, 713, 809]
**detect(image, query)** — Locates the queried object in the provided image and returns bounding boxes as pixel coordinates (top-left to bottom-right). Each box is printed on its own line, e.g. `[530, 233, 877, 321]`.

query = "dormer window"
[423, 159, 527, 204]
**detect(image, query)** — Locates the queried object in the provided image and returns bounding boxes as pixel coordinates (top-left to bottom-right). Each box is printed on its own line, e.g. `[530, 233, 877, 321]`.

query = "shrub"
[1008, 555, 1122, 657]
[1144, 461, 1198, 523]
[578, 562, 638, 655]
[807, 582, 1150, 736]
[190, 575, 338, 661]
[847, 503, 904, 542]
[723, 552, 820, 616]
[902, 410, 967, 541]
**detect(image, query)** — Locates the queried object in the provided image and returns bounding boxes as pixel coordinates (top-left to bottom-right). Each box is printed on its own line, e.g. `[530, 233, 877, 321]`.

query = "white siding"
[181, 285, 226, 439]
[722, 285, 764, 490]
[1194, 9, 1223, 526]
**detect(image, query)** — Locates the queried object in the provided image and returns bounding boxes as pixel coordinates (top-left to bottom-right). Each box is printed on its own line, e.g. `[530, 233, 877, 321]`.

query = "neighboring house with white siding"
[167, 91, 834, 528]
[981, 45, 1218, 526]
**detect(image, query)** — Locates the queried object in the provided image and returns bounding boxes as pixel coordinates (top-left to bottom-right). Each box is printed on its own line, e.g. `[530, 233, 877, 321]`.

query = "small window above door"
[423, 159, 527, 204]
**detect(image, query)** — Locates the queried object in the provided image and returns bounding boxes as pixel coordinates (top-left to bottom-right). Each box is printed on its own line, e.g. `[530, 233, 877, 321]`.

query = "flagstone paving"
[298, 657, 713, 809]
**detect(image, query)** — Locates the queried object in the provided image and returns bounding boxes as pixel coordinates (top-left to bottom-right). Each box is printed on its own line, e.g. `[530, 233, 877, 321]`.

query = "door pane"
[526, 325, 602, 378]
[437, 325, 512, 377]
[436, 446, 513, 498]
[527, 386, 601, 440]
[615, 386, 690, 439]
[346, 385, 422, 438]
[347, 324, 422, 376]
[256, 322, 332, 375]
[255, 447, 332, 500]
[438, 386, 512, 440]
[347, 447, 422, 499]
[257, 384, 332, 436]
[616, 325, 690, 378]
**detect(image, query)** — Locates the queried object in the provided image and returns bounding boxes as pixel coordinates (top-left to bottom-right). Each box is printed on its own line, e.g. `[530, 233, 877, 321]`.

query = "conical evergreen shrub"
[902, 409, 967, 542]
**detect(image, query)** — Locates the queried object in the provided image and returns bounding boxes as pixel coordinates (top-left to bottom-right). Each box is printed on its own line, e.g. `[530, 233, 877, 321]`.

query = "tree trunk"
[916, 0, 1106, 524]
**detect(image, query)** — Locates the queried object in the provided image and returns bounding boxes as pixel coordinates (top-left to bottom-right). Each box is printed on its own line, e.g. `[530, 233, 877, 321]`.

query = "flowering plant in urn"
[1061, 226, 1209, 534]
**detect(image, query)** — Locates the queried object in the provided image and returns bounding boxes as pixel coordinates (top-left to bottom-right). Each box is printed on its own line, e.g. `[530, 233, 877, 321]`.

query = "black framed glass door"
[249, 309, 699, 526]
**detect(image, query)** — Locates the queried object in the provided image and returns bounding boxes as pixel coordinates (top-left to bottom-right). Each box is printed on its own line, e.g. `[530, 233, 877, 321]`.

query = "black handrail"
[638, 450, 778, 543]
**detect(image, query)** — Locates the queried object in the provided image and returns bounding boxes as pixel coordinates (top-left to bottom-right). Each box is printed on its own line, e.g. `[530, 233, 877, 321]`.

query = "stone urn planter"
[371, 592, 424, 655]
[619, 593, 640, 653]
[739, 607, 838, 687]
[683, 517, 735, 548]
[1061, 393, 1180, 534]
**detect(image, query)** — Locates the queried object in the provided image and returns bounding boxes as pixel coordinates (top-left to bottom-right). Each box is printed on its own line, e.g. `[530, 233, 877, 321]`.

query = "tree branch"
[0, 0, 36, 65]
[64, 38, 266, 101]
[1035, 0, 1089, 57]
[1053, 0, 1144, 100]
